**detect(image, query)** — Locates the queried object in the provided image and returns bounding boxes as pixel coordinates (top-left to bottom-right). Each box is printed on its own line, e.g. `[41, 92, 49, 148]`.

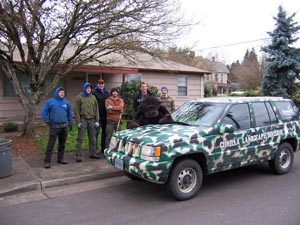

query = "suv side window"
[252, 102, 277, 126]
[252, 102, 269, 126]
[222, 103, 251, 130]
[274, 101, 298, 122]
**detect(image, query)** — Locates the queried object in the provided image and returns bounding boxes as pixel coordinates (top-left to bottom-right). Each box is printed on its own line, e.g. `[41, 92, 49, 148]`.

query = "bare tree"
[230, 48, 263, 90]
[0, 0, 188, 136]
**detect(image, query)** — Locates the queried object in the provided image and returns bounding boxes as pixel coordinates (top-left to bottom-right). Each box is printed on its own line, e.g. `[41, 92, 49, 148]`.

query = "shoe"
[57, 160, 68, 164]
[76, 156, 82, 163]
[89, 155, 101, 159]
[44, 162, 51, 169]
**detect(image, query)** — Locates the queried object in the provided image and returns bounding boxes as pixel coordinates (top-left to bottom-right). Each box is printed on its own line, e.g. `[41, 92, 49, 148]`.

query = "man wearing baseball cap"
[92, 79, 110, 155]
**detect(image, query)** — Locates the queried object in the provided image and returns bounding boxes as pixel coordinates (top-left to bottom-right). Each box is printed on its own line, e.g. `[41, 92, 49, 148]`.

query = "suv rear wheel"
[269, 142, 294, 175]
[167, 159, 203, 201]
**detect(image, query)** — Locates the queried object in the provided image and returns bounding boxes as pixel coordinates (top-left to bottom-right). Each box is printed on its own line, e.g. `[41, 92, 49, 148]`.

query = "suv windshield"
[172, 101, 227, 127]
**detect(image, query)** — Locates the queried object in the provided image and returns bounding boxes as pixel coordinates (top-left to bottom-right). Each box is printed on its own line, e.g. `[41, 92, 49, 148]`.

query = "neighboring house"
[194, 57, 230, 96]
[0, 51, 210, 120]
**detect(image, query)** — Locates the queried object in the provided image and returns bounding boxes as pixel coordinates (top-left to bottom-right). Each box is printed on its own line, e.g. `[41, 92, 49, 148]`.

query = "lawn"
[35, 121, 127, 154]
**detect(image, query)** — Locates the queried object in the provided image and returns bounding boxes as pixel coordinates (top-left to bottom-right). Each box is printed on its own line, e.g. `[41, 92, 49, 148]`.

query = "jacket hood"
[54, 87, 64, 100]
[82, 82, 92, 97]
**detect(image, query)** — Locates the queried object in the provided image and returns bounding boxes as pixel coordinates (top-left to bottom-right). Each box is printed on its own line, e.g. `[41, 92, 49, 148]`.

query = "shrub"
[119, 80, 158, 119]
[3, 121, 18, 132]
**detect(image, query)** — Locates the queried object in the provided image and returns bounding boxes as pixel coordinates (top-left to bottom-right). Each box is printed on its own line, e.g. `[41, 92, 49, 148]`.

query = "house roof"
[104, 52, 211, 75]
[193, 57, 229, 74]
[209, 61, 229, 73]
[9, 44, 210, 75]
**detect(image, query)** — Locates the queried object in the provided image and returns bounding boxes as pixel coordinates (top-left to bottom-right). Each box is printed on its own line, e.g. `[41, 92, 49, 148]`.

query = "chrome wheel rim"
[177, 168, 197, 193]
[279, 149, 291, 169]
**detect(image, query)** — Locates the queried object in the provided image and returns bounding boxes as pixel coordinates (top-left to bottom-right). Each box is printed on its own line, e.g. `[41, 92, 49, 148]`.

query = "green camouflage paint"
[105, 97, 300, 183]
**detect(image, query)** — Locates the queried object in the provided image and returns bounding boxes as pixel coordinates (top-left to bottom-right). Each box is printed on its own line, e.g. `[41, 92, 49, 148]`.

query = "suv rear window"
[274, 101, 299, 122]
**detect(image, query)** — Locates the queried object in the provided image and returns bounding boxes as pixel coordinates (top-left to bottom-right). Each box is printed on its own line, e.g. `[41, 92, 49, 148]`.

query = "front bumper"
[104, 148, 172, 184]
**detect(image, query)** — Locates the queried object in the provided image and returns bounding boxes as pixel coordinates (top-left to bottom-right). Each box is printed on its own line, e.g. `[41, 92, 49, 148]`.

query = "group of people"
[41, 80, 174, 169]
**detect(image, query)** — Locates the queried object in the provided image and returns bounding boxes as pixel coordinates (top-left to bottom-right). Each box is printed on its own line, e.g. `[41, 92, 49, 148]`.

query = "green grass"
[35, 121, 127, 154]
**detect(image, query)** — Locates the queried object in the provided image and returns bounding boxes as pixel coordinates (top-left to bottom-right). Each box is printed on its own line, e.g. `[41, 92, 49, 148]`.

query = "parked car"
[104, 97, 300, 200]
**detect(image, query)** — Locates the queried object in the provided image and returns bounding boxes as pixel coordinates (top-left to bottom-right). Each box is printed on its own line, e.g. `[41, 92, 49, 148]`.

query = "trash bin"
[0, 139, 13, 178]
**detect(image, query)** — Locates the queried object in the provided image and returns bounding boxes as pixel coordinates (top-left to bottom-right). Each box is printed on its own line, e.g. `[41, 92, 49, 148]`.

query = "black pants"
[44, 126, 68, 163]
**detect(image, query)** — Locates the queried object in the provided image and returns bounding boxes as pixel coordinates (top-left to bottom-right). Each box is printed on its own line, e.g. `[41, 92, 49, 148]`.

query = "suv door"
[250, 101, 279, 160]
[216, 103, 252, 170]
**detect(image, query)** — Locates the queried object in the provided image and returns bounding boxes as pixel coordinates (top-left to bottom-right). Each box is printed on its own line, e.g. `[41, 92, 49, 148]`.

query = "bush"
[204, 82, 217, 97]
[119, 80, 158, 119]
[3, 121, 18, 132]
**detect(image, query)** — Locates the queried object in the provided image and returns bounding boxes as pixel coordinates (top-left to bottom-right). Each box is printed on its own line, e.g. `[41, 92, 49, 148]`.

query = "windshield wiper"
[173, 121, 190, 125]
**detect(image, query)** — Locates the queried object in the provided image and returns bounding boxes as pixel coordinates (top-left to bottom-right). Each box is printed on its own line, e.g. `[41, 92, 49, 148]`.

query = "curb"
[41, 170, 124, 189]
[0, 170, 124, 198]
[0, 181, 41, 198]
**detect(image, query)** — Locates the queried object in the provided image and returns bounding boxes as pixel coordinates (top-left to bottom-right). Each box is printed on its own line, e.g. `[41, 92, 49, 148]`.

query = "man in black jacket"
[133, 81, 152, 112]
[92, 79, 110, 154]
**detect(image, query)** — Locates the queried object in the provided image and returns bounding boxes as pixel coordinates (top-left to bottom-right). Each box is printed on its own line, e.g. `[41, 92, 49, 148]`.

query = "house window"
[87, 73, 102, 87]
[3, 72, 30, 97]
[177, 75, 187, 96]
[3, 72, 66, 97]
[215, 74, 218, 82]
[128, 73, 142, 82]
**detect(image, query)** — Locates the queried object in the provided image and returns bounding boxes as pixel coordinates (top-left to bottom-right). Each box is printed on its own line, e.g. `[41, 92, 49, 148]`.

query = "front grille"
[117, 140, 139, 157]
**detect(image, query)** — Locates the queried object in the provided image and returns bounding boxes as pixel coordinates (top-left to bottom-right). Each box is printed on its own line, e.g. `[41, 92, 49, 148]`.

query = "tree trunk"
[21, 103, 37, 137]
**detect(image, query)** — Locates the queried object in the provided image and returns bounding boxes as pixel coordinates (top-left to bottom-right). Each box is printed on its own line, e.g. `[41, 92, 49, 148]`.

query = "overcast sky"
[177, 0, 300, 64]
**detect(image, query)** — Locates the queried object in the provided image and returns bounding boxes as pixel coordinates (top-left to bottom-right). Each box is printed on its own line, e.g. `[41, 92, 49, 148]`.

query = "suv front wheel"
[269, 142, 294, 175]
[167, 159, 203, 201]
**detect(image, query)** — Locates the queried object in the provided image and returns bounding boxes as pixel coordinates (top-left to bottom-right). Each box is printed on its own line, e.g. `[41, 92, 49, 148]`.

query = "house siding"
[0, 69, 205, 120]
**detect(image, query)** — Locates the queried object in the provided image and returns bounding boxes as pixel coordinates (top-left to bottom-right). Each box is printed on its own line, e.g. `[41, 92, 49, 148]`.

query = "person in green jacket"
[74, 82, 100, 162]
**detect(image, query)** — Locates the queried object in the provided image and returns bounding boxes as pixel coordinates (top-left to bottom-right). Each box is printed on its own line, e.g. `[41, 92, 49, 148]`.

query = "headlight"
[140, 145, 161, 161]
[109, 136, 118, 149]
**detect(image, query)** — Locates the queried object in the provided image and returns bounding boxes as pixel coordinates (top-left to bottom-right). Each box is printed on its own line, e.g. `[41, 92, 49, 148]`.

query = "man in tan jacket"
[105, 88, 124, 149]
[158, 86, 175, 113]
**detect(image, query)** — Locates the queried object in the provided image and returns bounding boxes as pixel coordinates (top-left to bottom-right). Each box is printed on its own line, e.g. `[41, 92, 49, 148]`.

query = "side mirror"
[218, 124, 234, 134]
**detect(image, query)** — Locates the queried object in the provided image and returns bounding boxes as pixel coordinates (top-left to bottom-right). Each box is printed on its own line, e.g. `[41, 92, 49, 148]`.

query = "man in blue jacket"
[41, 87, 73, 169]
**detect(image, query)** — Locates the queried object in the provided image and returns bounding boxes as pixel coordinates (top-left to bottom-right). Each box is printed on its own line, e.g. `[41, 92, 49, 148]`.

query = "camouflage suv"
[104, 97, 300, 200]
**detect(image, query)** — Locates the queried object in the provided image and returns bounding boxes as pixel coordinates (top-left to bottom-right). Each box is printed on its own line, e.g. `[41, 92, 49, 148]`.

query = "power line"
[195, 37, 271, 51]
[195, 31, 300, 51]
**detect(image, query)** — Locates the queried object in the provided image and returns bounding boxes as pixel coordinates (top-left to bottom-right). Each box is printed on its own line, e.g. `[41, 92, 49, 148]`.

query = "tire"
[167, 159, 203, 201]
[269, 142, 294, 175]
[124, 171, 142, 181]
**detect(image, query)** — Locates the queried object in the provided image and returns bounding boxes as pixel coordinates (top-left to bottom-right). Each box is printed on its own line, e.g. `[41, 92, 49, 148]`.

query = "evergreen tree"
[261, 6, 300, 98]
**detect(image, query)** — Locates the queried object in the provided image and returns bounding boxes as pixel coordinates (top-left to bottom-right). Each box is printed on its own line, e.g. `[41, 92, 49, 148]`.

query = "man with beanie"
[74, 82, 100, 162]
[105, 88, 124, 148]
[158, 86, 175, 113]
[41, 87, 73, 169]
[92, 79, 110, 155]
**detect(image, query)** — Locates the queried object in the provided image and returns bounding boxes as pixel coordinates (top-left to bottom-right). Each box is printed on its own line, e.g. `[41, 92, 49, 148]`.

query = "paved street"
[0, 153, 300, 225]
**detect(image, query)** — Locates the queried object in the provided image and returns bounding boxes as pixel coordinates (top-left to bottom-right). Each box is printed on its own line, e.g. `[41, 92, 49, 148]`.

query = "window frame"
[3, 71, 66, 97]
[177, 75, 187, 96]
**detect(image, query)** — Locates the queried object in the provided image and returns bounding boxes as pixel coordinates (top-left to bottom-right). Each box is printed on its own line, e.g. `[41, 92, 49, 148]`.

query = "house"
[194, 57, 230, 96]
[0, 51, 210, 120]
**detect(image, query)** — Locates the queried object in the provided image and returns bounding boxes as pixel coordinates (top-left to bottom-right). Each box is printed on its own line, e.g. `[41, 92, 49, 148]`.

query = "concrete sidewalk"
[0, 151, 123, 198]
